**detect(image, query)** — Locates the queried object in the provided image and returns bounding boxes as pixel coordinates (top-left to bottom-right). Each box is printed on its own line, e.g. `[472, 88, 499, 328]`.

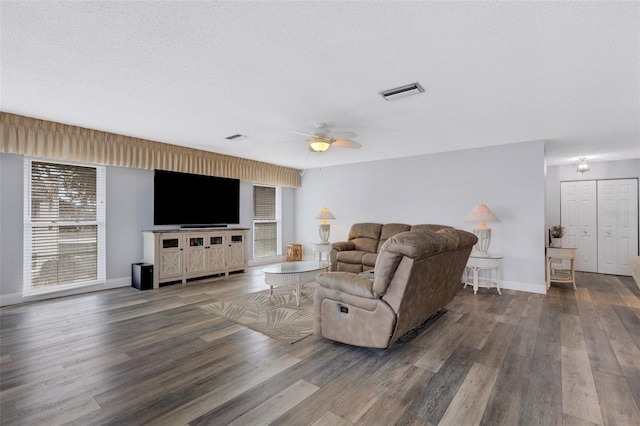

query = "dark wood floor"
[1, 268, 639, 425]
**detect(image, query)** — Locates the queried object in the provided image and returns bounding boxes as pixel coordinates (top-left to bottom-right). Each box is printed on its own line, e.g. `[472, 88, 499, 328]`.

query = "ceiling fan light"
[309, 138, 331, 152]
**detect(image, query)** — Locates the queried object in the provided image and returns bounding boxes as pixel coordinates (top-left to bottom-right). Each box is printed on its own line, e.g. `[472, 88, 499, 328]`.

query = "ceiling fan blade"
[293, 130, 316, 138]
[328, 130, 357, 139]
[332, 138, 362, 149]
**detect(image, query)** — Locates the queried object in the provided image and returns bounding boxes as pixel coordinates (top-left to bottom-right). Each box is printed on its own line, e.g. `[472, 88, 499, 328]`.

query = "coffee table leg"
[296, 276, 301, 306]
[269, 286, 273, 298]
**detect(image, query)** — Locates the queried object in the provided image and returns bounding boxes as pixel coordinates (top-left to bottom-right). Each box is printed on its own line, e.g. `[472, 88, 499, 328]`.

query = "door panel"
[597, 179, 638, 275]
[561, 181, 597, 272]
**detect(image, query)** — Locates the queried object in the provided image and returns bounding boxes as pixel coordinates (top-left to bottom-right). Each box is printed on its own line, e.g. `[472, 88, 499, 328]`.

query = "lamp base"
[318, 223, 330, 244]
[471, 228, 491, 257]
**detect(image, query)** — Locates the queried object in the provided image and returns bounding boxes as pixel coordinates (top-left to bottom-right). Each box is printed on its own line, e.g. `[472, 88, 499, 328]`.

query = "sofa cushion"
[348, 223, 382, 253]
[411, 224, 452, 233]
[373, 231, 448, 296]
[377, 223, 411, 252]
[362, 252, 378, 267]
[315, 272, 377, 298]
[336, 250, 369, 264]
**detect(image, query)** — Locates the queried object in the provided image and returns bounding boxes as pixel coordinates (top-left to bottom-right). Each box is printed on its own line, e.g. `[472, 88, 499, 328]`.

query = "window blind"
[253, 186, 276, 220]
[25, 160, 105, 292]
[253, 185, 278, 258]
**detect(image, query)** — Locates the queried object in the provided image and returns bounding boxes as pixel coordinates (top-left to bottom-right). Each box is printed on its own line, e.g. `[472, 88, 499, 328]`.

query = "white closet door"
[597, 179, 639, 275]
[561, 181, 597, 272]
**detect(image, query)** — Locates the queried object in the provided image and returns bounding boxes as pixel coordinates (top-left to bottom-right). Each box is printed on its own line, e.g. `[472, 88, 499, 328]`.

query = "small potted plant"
[549, 225, 564, 248]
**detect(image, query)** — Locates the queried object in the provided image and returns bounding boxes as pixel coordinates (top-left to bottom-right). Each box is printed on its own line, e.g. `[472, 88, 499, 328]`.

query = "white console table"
[463, 255, 503, 295]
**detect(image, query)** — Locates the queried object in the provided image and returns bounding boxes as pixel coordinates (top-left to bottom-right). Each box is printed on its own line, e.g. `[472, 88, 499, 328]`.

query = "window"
[24, 159, 105, 294]
[253, 185, 281, 258]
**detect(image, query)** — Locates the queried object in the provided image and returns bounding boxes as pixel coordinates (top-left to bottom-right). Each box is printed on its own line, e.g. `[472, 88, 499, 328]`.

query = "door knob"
[583, 229, 587, 234]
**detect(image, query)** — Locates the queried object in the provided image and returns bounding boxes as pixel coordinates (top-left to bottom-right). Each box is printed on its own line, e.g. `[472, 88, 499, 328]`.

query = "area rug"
[199, 287, 314, 344]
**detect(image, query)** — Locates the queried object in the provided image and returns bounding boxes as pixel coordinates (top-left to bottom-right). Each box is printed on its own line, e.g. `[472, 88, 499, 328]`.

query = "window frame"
[23, 158, 106, 295]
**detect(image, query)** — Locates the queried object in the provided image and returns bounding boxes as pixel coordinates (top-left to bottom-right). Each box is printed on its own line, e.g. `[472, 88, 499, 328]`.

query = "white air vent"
[379, 82, 425, 101]
[225, 134, 247, 141]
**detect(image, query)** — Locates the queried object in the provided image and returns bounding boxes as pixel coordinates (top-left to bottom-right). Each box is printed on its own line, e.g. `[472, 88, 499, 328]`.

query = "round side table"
[313, 243, 331, 263]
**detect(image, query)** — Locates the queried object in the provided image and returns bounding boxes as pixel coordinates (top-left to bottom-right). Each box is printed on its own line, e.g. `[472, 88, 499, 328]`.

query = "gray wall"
[0, 153, 295, 305]
[1, 140, 563, 303]
[0, 154, 23, 297]
[295, 140, 548, 293]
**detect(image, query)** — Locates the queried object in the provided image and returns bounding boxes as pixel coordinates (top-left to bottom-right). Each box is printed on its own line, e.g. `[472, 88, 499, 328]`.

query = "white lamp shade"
[315, 207, 336, 222]
[463, 204, 500, 228]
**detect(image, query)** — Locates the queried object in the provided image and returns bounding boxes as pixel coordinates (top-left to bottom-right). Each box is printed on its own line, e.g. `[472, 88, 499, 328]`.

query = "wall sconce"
[577, 157, 590, 173]
[315, 207, 335, 243]
[463, 203, 500, 257]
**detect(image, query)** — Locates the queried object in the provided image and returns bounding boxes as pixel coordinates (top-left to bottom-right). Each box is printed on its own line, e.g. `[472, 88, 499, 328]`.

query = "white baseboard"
[501, 279, 547, 294]
[0, 277, 131, 307]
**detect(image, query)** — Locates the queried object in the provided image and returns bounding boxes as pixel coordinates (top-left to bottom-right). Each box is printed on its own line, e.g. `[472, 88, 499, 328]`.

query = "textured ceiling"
[2, 1, 638, 170]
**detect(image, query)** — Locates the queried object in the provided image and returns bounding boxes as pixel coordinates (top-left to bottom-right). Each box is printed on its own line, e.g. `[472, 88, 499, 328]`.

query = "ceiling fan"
[293, 123, 362, 152]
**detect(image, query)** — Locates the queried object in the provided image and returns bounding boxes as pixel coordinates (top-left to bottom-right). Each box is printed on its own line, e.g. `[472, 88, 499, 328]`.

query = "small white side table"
[546, 247, 576, 290]
[463, 255, 502, 295]
[313, 243, 331, 263]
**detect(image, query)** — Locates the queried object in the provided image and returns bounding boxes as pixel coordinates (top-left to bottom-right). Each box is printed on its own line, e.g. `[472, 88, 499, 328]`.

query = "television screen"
[154, 170, 240, 226]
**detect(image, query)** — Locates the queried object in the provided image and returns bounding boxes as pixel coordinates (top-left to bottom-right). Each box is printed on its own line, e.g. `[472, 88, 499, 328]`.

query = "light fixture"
[576, 157, 590, 173]
[309, 136, 331, 152]
[315, 207, 336, 244]
[463, 204, 500, 257]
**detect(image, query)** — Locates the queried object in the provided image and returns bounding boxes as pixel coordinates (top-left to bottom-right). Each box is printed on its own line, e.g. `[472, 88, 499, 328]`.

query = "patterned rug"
[199, 287, 314, 344]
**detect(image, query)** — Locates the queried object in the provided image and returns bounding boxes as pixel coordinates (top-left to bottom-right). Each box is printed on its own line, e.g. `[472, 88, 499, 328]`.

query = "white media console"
[142, 228, 248, 288]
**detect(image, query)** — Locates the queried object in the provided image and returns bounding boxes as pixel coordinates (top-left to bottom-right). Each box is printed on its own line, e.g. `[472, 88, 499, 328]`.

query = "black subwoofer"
[131, 263, 153, 290]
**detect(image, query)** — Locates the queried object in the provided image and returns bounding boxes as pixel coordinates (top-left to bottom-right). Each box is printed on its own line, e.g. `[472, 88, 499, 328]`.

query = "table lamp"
[463, 203, 500, 257]
[315, 207, 335, 244]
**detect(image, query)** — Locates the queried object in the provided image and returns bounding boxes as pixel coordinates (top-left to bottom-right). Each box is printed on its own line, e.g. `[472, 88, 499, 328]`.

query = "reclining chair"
[314, 228, 477, 348]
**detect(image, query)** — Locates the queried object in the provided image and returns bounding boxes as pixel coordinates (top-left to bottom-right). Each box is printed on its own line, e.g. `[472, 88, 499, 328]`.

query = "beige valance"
[0, 112, 301, 187]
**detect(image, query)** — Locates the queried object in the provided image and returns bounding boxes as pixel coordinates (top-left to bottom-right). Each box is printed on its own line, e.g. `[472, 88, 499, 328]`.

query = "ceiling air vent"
[225, 134, 247, 141]
[379, 82, 425, 101]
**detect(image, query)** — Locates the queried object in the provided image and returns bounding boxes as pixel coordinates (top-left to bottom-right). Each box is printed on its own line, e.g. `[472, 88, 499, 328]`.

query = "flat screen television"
[154, 170, 240, 226]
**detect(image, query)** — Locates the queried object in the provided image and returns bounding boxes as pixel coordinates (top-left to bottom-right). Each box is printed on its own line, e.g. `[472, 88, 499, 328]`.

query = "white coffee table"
[262, 261, 331, 306]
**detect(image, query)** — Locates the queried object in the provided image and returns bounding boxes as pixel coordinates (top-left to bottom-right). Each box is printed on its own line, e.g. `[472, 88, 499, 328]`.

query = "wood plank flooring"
[1, 268, 639, 425]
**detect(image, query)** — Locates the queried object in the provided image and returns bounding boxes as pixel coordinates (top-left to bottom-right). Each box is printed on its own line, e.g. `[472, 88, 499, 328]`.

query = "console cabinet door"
[159, 235, 183, 279]
[207, 234, 226, 273]
[228, 233, 246, 270]
[186, 235, 207, 275]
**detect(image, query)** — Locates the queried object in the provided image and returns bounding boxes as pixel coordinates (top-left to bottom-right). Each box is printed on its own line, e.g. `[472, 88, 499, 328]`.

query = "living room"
[1, 1, 637, 305]
[1, 1, 639, 424]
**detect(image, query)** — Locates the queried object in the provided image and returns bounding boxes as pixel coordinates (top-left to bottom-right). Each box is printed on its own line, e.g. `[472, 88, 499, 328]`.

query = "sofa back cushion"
[372, 231, 448, 297]
[377, 223, 411, 252]
[410, 224, 452, 233]
[348, 223, 383, 253]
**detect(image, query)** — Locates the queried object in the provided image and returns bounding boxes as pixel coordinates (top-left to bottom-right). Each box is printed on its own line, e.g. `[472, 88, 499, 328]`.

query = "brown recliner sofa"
[314, 228, 477, 349]
[330, 223, 452, 272]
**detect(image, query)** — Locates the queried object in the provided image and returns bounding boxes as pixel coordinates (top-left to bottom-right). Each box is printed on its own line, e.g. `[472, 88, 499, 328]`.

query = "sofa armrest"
[332, 241, 355, 251]
[316, 272, 378, 299]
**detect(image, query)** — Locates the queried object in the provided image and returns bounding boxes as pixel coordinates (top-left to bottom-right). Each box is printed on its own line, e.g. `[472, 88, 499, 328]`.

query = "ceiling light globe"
[310, 140, 331, 152]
